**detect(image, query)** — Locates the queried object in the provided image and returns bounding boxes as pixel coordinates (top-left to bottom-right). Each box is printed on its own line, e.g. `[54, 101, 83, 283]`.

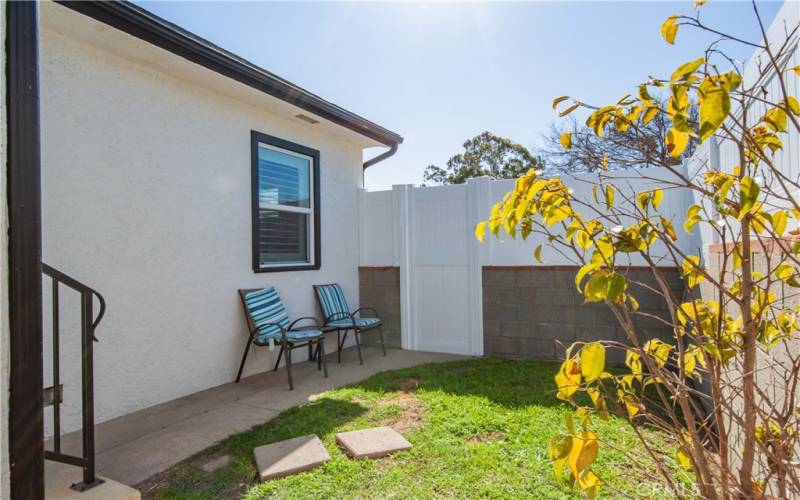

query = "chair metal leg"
[308, 342, 313, 361]
[272, 344, 284, 372]
[235, 336, 254, 383]
[285, 342, 294, 391]
[316, 343, 322, 370]
[319, 339, 328, 378]
[338, 330, 348, 364]
[354, 329, 363, 365]
[378, 325, 387, 356]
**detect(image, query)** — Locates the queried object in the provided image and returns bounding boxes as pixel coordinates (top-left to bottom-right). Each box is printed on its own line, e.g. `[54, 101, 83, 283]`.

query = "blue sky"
[139, 1, 783, 190]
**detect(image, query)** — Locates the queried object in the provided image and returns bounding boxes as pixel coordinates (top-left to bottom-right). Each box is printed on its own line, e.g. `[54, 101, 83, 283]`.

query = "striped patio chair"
[236, 287, 328, 390]
[313, 283, 385, 365]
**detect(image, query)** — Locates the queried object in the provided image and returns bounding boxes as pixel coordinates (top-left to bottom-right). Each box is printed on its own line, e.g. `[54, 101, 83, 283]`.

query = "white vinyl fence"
[359, 167, 695, 356]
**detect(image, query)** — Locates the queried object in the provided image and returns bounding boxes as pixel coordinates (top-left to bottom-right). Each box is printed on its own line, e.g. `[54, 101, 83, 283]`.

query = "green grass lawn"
[143, 358, 684, 499]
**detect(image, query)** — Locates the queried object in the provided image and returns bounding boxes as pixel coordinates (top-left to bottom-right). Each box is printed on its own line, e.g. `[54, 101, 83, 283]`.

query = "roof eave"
[54, 0, 403, 149]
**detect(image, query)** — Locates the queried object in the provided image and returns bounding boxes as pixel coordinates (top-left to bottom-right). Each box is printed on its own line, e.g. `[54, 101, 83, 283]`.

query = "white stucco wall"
[39, 7, 369, 433]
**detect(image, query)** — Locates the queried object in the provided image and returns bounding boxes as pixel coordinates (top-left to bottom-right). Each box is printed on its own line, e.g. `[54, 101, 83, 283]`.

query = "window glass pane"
[258, 145, 310, 208]
[257, 209, 308, 264]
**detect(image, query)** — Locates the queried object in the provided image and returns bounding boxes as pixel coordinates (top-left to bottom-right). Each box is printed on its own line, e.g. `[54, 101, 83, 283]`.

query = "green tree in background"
[423, 131, 544, 185]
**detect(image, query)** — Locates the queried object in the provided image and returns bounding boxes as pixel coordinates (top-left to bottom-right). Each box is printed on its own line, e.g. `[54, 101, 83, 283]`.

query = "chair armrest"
[352, 307, 380, 319]
[288, 316, 321, 330]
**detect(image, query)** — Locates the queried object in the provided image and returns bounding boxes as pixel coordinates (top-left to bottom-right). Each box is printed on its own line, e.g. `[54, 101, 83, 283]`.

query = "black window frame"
[251, 130, 321, 273]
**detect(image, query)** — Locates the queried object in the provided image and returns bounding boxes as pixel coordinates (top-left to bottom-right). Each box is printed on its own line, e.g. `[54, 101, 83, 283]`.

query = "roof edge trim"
[54, 0, 403, 148]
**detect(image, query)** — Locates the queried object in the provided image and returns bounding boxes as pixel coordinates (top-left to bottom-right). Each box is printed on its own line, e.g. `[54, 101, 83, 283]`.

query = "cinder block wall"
[483, 266, 683, 363]
[358, 267, 402, 348]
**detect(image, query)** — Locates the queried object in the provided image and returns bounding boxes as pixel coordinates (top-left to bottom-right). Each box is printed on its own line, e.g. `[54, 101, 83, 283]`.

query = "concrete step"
[45, 460, 139, 500]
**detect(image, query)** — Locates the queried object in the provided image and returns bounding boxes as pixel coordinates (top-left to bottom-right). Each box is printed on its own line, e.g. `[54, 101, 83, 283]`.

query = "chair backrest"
[239, 287, 290, 340]
[313, 283, 351, 321]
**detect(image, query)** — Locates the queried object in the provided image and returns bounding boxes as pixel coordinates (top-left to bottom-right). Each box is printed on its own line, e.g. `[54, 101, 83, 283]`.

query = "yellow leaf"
[638, 84, 655, 106]
[559, 101, 581, 117]
[698, 77, 730, 141]
[555, 359, 581, 400]
[534, 244, 544, 263]
[681, 255, 705, 289]
[684, 204, 702, 233]
[666, 127, 689, 158]
[619, 392, 641, 417]
[642, 105, 659, 125]
[694, 0, 707, 8]
[625, 349, 642, 376]
[578, 469, 603, 497]
[636, 191, 651, 211]
[580, 343, 606, 382]
[738, 176, 760, 219]
[576, 230, 592, 250]
[601, 153, 608, 171]
[575, 262, 600, 291]
[764, 107, 788, 132]
[771, 210, 788, 236]
[787, 96, 800, 115]
[548, 435, 573, 461]
[661, 216, 677, 241]
[676, 447, 693, 471]
[552, 96, 569, 110]
[560, 132, 572, 150]
[644, 339, 673, 367]
[671, 57, 704, 82]
[475, 221, 487, 243]
[553, 457, 566, 480]
[661, 15, 679, 45]
[604, 185, 614, 209]
[792, 65, 800, 77]
[567, 431, 598, 477]
[652, 189, 664, 209]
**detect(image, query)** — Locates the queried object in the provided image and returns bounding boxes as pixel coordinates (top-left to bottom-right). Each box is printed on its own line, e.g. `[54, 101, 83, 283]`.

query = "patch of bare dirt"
[396, 377, 419, 393]
[376, 385, 424, 433]
[466, 431, 506, 444]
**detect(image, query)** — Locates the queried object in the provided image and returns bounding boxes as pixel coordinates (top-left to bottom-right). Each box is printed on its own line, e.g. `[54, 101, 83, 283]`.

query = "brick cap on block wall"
[483, 265, 680, 271]
[359, 266, 399, 270]
[707, 234, 800, 255]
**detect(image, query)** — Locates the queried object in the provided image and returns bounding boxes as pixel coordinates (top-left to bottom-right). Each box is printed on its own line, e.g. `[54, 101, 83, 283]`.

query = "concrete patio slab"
[335, 426, 412, 459]
[253, 435, 330, 481]
[53, 347, 465, 489]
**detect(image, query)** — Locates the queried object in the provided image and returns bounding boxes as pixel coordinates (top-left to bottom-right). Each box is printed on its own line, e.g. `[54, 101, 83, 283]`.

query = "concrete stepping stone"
[335, 426, 412, 459]
[253, 434, 330, 481]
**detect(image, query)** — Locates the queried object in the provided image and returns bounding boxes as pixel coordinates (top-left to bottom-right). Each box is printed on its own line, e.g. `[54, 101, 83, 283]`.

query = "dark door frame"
[6, 1, 44, 499]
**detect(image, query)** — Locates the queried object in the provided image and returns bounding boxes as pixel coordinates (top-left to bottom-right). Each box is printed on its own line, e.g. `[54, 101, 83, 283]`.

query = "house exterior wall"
[482, 267, 683, 363]
[358, 267, 401, 348]
[39, 20, 366, 432]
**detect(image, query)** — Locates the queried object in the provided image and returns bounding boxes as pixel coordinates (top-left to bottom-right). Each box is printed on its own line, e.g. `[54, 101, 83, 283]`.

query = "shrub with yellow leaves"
[477, 2, 800, 498]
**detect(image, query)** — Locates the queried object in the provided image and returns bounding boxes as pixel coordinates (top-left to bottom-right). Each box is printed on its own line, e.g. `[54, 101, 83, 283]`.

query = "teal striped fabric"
[328, 317, 380, 328]
[284, 329, 325, 341]
[244, 287, 291, 341]
[315, 284, 351, 322]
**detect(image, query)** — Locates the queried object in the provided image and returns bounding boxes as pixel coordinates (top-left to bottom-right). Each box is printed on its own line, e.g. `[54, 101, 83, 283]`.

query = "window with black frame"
[251, 131, 320, 272]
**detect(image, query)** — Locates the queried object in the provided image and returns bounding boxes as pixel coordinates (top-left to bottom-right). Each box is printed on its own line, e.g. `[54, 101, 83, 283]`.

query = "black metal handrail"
[42, 263, 105, 491]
